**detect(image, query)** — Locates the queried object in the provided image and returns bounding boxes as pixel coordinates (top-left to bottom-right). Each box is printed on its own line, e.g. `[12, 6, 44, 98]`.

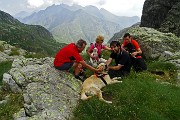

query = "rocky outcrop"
[109, 26, 180, 68]
[125, 27, 179, 61]
[0, 41, 27, 63]
[2, 56, 82, 120]
[140, 0, 180, 37]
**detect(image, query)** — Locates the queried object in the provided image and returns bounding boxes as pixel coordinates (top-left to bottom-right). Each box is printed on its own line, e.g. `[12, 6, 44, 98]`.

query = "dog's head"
[92, 47, 98, 57]
[93, 47, 98, 53]
[96, 63, 108, 73]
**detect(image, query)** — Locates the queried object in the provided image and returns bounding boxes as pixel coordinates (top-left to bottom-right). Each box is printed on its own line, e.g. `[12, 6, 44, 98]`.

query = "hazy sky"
[0, 0, 145, 17]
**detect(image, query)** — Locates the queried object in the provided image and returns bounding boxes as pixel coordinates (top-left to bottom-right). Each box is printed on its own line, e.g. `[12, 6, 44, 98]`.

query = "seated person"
[106, 41, 132, 78]
[86, 35, 111, 67]
[121, 33, 147, 72]
[54, 39, 102, 81]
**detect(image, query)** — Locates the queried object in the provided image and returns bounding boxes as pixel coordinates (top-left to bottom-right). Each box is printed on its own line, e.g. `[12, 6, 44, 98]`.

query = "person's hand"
[131, 52, 137, 58]
[90, 55, 96, 59]
[95, 68, 102, 73]
[106, 66, 109, 71]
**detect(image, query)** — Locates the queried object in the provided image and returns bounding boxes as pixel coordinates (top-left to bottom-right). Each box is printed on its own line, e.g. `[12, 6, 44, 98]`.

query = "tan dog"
[80, 63, 122, 103]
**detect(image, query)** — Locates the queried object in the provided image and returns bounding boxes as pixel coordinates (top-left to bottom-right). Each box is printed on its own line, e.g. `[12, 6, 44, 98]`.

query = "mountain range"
[17, 4, 140, 43]
[0, 10, 65, 56]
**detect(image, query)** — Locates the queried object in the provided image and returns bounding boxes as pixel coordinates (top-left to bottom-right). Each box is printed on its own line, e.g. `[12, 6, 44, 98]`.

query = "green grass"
[73, 51, 180, 120]
[73, 72, 180, 120]
[0, 45, 4, 52]
[147, 60, 178, 83]
[0, 61, 12, 85]
[0, 61, 23, 120]
[9, 47, 20, 56]
[0, 91, 24, 120]
[23, 52, 47, 58]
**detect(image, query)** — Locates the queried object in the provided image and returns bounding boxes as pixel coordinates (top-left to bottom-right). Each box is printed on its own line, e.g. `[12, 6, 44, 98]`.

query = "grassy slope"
[73, 54, 180, 120]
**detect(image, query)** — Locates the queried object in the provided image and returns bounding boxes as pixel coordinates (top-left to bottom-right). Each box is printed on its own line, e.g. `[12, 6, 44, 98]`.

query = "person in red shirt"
[121, 33, 147, 72]
[54, 39, 102, 81]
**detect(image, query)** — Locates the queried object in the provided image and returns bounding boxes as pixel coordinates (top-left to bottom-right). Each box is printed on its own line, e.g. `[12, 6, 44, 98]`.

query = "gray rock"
[4, 57, 82, 120]
[140, 0, 180, 37]
[2, 73, 22, 93]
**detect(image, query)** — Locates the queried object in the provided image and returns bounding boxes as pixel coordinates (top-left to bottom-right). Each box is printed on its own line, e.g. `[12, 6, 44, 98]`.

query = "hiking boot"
[75, 75, 84, 82]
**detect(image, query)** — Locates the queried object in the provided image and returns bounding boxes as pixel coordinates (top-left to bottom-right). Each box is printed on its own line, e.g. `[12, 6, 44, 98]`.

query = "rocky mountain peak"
[140, 0, 180, 37]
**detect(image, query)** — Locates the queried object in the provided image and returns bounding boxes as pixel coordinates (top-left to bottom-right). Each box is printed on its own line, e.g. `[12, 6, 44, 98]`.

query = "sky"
[0, 0, 146, 17]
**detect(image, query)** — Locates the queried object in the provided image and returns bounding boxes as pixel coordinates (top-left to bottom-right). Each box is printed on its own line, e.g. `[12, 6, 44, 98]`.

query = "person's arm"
[105, 58, 112, 66]
[121, 43, 127, 52]
[80, 61, 101, 73]
[131, 48, 142, 57]
[86, 48, 92, 56]
[86, 46, 95, 59]
[104, 45, 111, 50]
[131, 40, 142, 57]
[108, 64, 124, 70]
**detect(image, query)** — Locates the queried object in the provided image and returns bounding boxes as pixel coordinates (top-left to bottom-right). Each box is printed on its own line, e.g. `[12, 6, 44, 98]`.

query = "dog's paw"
[105, 100, 112, 104]
[112, 77, 122, 80]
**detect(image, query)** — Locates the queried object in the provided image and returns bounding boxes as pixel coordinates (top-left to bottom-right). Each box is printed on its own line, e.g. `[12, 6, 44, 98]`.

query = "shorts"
[55, 62, 73, 70]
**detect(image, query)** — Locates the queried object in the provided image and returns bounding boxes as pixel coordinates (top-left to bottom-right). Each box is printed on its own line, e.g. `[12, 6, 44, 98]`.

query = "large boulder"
[2, 56, 82, 120]
[140, 0, 180, 37]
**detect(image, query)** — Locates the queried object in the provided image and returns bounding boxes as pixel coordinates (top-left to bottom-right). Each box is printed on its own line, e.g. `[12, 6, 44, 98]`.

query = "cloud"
[27, 0, 44, 8]
[96, 0, 107, 6]
[0, 0, 145, 17]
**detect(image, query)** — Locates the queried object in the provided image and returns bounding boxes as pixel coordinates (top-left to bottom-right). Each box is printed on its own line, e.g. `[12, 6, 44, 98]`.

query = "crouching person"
[106, 41, 132, 79]
[121, 33, 147, 72]
[54, 39, 102, 81]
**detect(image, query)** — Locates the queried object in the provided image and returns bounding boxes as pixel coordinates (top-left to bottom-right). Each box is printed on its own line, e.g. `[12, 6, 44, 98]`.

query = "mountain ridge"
[0, 10, 64, 56]
[17, 4, 140, 43]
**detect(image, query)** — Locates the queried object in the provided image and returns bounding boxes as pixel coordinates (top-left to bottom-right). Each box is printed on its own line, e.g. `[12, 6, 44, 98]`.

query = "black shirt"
[110, 50, 131, 72]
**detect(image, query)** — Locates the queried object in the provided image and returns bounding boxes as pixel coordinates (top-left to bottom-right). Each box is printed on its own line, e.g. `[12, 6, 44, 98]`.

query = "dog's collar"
[95, 73, 108, 85]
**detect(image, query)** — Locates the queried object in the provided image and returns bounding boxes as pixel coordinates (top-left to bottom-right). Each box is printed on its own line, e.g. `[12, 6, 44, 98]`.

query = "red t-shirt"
[54, 43, 83, 67]
[123, 39, 142, 58]
[123, 39, 140, 50]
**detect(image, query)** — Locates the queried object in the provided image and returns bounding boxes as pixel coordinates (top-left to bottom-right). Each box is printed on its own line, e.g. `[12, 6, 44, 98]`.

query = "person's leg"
[73, 62, 86, 81]
[138, 58, 147, 71]
[133, 58, 147, 72]
[108, 70, 123, 79]
[55, 62, 73, 70]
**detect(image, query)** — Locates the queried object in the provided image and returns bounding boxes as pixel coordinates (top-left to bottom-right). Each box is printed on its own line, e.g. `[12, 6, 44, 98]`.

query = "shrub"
[0, 45, 4, 52]
[24, 52, 47, 58]
[9, 48, 20, 56]
[0, 61, 12, 85]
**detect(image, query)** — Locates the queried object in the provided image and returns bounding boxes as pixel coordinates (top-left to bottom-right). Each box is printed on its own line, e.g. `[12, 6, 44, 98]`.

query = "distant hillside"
[19, 4, 140, 43]
[108, 22, 140, 43]
[0, 10, 65, 56]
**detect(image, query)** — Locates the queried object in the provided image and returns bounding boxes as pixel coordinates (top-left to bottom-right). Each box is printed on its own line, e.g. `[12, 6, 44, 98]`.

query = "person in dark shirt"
[106, 41, 131, 78]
